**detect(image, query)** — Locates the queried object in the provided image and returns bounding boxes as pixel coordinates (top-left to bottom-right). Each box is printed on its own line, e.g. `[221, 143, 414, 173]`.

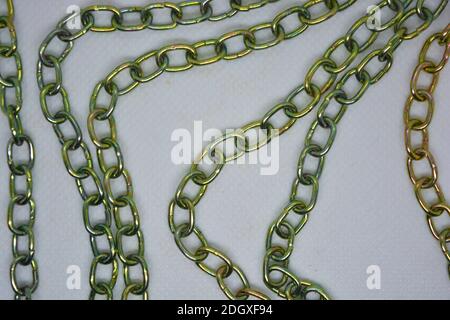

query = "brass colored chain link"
[1, 0, 39, 299]
[404, 24, 450, 279]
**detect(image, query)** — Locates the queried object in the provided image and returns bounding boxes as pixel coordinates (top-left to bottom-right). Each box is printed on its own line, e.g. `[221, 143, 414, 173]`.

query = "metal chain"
[1, 0, 39, 299]
[168, 0, 448, 300]
[263, 0, 448, 299]
[11, 0, 444, 299]
[36, 0, 356, 300]
[168, 0, 397, 299]
[404, 23, 450, 279]
[264, 1, 447, 299]
[165, 0, 359, 299]
[36, 0, 280, 300]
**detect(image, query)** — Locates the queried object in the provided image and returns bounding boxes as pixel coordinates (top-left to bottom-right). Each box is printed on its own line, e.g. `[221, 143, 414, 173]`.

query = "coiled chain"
[404, 24, 450, 279]
[1, 0, 39, 299]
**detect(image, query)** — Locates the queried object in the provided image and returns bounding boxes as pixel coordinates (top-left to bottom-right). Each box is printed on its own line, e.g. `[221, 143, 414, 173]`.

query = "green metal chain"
[35, 0, 295, 300]
[36, 0, 355, 300]
[263, 0, 448, 300]
[36, 0, 285, 300]
[88, 0, 356, 300]
[1, 0, 39, 299]
[2, 0, 445, 299]
[167, 0, 448, 300]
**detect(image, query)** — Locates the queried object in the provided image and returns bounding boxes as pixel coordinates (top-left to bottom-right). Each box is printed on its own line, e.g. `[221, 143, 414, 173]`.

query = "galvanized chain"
[37, 0, 279, 300]
[65, 0, 281, 35]
[404, 23, 450, 279]
[168, 0, 448, 300]
[1, 0, 39, 299]
[263, 0, 447, 299]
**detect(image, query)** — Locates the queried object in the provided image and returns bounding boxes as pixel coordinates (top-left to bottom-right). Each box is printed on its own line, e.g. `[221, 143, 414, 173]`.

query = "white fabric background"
[0, 0, 449, 299]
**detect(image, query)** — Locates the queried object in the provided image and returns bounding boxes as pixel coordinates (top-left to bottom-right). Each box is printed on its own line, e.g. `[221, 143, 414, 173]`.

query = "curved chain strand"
[93, 0, 355, 300]
[168, 0, 447, 300]
[37, 0, 280, 300]
[168, 0, 407, 299]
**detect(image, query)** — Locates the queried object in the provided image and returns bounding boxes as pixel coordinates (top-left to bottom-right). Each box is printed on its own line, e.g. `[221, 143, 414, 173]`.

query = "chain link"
[404, 23, 450, 279]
